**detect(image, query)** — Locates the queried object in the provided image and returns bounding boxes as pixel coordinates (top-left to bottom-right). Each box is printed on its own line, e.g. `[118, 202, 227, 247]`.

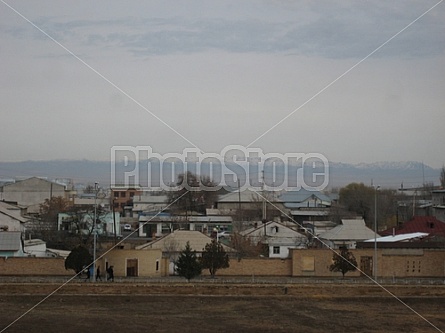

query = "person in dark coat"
[107, 266, 114, 282]
[96, 266, 102, 281]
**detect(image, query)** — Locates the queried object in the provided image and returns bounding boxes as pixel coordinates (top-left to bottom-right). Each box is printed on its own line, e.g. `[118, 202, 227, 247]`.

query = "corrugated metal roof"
[279, 189, 332, 203]
[218, 189, 268, 203]
[0, 202, 28, 223]
[188, 216, 232, 222]
[290, 210, 329, 216]
[318, 219, 376, 241]
[0, 231, 22, 251]
[364, 232, 428, 243]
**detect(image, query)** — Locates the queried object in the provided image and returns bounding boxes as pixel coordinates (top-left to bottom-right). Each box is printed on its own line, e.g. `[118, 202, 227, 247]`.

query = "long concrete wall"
[291, 248, 445, 278]
[0, 257, 68, 276]
[2, 249, 445, 278]
[206, 258, 293, 277]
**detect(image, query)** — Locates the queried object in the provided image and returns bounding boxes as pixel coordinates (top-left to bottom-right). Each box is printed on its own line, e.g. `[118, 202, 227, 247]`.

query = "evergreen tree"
[201, 239, 229, 278]
[175, 242, 202, 282]
[65, 245, 92, 275]
[329, 247, 357, 278]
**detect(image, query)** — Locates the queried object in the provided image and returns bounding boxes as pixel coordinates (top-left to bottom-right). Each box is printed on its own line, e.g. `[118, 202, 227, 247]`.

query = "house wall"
[269, 245, 297, 259]
[111, 188, 142, 215]
[204, 258, 292, 277]
[1, 178, 66, 207]
[432, 191, 445, 206]
[433, 208, 445, 223]
[99, 249, 164, 277]
[291, 248, 445, 278]
[0, 216, 24, 232]
[217, 202, 287, 219]
[0, 257, 67, 275]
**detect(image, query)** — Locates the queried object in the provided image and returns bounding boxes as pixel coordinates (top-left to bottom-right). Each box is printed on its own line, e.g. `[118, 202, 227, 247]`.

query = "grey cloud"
[4, 2, 444, 59]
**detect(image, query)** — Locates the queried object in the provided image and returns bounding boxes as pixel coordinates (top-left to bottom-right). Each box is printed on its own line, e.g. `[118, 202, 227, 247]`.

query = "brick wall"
[0, 257, 68, 276]
[204, 258, 292, 277]
[2, 248, 445, 278]
[291, 248, 445, 278]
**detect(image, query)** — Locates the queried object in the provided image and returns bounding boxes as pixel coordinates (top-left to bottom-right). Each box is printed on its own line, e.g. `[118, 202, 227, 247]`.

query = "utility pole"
[262, 170, 266, 236]
[374, 185, 380, 280]
[93, 182, 98, 282]
[112, 198, 117, 245]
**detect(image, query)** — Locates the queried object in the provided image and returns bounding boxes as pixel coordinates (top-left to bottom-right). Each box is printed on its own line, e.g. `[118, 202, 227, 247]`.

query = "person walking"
[96, 266, 102, 282]
[107, 266, 114, 282]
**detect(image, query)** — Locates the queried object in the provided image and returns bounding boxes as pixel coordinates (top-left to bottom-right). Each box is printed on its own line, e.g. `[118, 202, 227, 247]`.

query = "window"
[273, 246, 280, 254]
[156, 260, 159, 271]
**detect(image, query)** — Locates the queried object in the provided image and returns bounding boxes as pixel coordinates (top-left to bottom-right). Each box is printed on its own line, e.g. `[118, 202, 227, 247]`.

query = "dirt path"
[1, 283, 444, 333]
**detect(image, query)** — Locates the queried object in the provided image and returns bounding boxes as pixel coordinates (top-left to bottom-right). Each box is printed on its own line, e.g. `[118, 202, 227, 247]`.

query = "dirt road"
[0, 282, 444, 333]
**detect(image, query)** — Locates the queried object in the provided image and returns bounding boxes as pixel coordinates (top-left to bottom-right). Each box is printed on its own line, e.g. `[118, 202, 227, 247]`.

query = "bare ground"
[0, 282, 444, 333]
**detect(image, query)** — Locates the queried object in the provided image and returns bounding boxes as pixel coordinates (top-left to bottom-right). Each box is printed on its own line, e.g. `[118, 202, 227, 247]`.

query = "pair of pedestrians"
[97, 265, 114, 281]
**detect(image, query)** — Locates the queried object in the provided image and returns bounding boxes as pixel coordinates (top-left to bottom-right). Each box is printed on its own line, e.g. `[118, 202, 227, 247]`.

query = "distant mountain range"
[326, 161, 439, 189]
[0, 159, 440, 190]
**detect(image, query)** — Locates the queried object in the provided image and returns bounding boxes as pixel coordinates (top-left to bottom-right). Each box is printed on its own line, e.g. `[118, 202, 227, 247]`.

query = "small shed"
[0, 231, 24, 257]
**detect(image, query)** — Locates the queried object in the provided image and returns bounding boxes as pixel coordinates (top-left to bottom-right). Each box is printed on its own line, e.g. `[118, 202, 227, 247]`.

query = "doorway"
[360, 256, 373, 276]
[126, 258, 138, 277]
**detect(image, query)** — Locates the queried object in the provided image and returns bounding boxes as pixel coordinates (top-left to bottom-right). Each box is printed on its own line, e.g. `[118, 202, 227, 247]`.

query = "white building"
[240, 221, 308, 258]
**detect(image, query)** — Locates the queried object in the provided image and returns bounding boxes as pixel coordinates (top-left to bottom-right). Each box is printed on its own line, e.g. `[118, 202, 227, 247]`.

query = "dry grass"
[0, 282, 444, 333]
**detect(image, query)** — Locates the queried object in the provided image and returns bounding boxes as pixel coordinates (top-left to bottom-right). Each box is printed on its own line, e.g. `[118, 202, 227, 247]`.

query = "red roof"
[381, 216, 445, 237]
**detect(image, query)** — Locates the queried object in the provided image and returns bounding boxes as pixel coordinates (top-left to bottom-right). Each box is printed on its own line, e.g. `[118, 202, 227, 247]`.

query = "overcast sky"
[1, 0, 444, 168]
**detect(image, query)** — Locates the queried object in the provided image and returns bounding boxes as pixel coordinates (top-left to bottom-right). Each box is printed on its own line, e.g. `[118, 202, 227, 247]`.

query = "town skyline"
[0, 158, 441, 190]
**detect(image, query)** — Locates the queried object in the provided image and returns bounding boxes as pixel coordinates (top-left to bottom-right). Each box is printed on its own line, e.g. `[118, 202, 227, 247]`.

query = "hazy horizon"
[1, 1, 444, 168]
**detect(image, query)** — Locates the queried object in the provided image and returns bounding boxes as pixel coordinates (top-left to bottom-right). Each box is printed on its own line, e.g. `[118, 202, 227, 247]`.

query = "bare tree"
[167, 172, 219, 215]
[163, 237, 180, 262]
[230, 232, 267, 260]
